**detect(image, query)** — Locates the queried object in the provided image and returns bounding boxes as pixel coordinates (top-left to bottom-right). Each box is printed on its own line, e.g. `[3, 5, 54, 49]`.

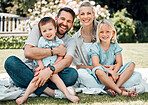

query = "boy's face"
[40, 22, 56, 41]
[56, 11, 73, 37]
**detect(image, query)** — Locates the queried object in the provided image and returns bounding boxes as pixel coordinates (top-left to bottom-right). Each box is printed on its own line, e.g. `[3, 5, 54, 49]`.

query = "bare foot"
[119, 89, 138, 98]
[67, 95, 79, 103]
[16, 95, 27, 105]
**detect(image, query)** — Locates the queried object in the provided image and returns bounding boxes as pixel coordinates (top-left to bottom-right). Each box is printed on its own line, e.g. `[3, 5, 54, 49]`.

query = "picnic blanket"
[0, 68, 148, 101]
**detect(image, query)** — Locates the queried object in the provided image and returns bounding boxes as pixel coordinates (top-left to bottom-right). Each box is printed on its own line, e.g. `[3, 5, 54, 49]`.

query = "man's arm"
[24, 24, 66, 60]
[52, 38, 76, 73]
[33, 55, 73, 87]
[24, 44, 66, 60]
[53, 55, 73, 74]
[54, 56, 63, 65]
[34, 37, 76, 87]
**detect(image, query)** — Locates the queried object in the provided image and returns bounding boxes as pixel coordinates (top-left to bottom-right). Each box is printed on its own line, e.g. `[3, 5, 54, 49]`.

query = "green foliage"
[0, 36, 27, 49]
[28, 0, 110, 36]
[135, 22, 148, 43]
[96, 0, 148, 22]
[110, 8, 136, 43]
[95, 0, 148, 43]
[0, 0, 12, 13]
[2, 0, 37, 16]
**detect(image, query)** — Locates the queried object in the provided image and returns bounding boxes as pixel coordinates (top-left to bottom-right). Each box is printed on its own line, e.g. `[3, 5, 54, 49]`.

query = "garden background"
[0, 0, 148, 49]
[0, 0, 148, 105]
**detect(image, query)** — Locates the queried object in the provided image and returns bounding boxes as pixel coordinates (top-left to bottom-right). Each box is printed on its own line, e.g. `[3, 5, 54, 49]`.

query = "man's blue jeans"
[4, 56, 78, 96]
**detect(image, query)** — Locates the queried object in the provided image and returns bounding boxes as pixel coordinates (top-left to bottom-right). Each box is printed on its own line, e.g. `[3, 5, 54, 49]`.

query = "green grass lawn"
[0, 43, 148, 105]
[0, 93, 148, 105]
[0, 43, 148, 73]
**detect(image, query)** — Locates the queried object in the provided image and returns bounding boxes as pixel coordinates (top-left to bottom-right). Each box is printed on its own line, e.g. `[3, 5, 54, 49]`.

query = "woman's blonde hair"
[78, 1, 98, 42]
[96, 19, 117, 43]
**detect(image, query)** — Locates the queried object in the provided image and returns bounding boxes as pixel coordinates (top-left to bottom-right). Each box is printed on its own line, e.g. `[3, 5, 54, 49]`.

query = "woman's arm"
[76, 65, 94, 70]
[24, 44, 66, 60]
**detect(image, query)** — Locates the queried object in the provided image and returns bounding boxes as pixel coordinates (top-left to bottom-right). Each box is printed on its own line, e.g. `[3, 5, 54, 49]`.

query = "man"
[4, 7, 78, 97]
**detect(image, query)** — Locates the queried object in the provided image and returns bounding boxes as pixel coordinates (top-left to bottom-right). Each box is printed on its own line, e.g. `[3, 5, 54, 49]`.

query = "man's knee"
[4, 56, 18, 71]
[63, 67, 78, 86]
[68, 67, 78, 82]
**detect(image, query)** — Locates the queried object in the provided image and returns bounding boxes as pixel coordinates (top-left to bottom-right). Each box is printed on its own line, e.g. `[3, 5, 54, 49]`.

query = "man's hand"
[53, 44, 66, 56]
[33, 68, 53, 87]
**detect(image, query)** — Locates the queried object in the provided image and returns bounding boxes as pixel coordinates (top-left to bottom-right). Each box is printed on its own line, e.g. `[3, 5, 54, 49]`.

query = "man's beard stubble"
[56, 23, 70, 36]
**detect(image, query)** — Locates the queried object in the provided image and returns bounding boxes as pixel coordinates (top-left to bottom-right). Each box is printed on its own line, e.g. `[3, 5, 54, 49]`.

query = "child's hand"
[110, 71, 120, 82]
[109, 65, 115, 70]
[109, 75, 114, 81]
[35, 66, 45, 71]
[34, 66, 45, 75]
[104, 65, 114, 70]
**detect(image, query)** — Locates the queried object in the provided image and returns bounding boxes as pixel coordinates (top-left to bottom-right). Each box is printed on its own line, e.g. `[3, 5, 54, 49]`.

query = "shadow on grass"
[0, 93, 148, 105]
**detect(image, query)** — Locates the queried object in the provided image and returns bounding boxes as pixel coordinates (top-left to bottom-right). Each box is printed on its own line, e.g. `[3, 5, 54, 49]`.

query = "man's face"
[56, 11, 73, 36]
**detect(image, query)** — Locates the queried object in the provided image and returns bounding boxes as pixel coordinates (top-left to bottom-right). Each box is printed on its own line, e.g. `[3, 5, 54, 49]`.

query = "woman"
[72, 1, 143, 96]
[72, 1, 102, 88]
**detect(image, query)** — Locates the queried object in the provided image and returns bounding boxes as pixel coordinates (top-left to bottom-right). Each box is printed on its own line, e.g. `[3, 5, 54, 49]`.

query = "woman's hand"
[33, 68, 53, 87]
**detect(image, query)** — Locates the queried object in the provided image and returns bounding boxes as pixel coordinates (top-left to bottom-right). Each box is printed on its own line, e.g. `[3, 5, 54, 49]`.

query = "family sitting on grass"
[4, 2, 142, 104]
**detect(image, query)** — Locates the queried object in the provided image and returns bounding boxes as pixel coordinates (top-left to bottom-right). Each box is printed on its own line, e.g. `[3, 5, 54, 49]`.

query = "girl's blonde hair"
[78, 1, 98, 42]
[96, 19, 117, 43]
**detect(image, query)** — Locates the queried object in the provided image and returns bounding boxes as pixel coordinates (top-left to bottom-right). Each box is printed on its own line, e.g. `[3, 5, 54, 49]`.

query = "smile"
[83, 19, 90, 23]
[47, 35, 52, 38]
[60, 25, 67, 30]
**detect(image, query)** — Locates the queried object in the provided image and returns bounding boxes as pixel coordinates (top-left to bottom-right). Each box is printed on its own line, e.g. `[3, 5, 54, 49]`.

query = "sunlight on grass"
[0, 93, 148, 105]
[0, 43, 148, 105]
[120, 43, 148, 68]
[0, 43, 148, 73]
[0, 49, 23, 73]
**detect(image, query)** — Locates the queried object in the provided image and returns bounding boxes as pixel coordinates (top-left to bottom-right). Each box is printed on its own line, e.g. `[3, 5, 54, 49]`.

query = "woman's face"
[79, 6, 94, 26]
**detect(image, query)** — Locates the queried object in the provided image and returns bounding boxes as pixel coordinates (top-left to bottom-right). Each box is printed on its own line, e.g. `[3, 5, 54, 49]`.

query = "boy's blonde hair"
[96, 19, 117, 43]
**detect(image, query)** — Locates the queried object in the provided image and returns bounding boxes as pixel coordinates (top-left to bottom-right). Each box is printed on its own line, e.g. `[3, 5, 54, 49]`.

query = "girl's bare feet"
[119, 88, 138, 98]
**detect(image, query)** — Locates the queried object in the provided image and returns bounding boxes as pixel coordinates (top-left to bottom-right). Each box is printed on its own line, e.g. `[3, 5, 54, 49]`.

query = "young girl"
[89, 19, 138, 97]
[16, 17, 79, 104]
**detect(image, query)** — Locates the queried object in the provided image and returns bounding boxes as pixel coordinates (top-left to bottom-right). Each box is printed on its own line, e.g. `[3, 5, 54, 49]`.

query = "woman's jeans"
[4, 56, 78, 96]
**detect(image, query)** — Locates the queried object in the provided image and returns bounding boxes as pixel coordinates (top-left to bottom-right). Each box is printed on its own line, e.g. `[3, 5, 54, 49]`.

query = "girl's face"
[79, 6, 94, 26]
[99, 24, 115, 43]
[40, 22, 56, 41]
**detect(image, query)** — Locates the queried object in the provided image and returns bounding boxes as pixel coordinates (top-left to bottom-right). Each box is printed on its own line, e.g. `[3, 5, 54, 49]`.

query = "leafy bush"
[0, 36, 27, 49]
[135, 21, 148, 43]
[0, 1, 140, 49]
[110, 8, 136, 43]
[28, 0, 110, 36]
